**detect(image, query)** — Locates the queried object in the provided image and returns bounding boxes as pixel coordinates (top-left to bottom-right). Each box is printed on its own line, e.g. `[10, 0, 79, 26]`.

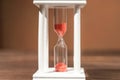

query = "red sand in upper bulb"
[54, 23, 67, 37]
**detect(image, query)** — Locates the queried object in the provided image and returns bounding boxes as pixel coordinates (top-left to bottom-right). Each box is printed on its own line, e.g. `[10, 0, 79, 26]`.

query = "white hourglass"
[33, 0, 86, 80]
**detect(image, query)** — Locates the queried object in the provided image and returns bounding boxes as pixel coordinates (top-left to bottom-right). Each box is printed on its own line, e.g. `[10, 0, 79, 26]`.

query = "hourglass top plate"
[33, 0, 86, 8]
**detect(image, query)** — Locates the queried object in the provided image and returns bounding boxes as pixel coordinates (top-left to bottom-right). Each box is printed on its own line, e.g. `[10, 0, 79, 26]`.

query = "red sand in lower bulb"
[55, 62, 67, 72]
[54, 23, 67, 37]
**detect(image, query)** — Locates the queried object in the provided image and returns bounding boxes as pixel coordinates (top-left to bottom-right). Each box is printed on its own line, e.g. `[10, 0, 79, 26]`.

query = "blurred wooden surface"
[0, 50, 120, 80]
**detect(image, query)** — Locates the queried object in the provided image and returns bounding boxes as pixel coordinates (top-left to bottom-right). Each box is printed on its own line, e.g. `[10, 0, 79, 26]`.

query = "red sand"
[54, 23, 67, 37]
[55, 62, 67, 72]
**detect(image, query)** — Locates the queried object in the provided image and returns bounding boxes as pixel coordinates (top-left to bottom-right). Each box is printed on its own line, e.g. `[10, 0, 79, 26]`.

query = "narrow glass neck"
[58, 36, 64, 42]
[57, 36, 66, 45]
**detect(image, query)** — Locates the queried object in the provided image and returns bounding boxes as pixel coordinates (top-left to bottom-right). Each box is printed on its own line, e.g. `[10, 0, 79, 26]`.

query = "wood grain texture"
[1, 0, 120, 51]
[0, 50, 120, 80]
[0, 50, 37, 80]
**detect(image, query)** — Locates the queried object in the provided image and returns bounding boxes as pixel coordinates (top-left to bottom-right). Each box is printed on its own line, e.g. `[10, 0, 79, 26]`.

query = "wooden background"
[0, 0, 120, 80]
[1, 0, 120, 51]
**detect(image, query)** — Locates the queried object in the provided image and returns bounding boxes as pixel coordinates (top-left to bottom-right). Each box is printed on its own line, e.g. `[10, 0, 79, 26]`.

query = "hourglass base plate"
[33, 68, 86, 80]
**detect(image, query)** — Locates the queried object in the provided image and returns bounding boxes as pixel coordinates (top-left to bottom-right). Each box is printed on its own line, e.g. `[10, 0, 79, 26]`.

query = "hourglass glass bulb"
[54, 23, 67, 37]
[54, 8, 68, 72]
[54, 37, 67, 72]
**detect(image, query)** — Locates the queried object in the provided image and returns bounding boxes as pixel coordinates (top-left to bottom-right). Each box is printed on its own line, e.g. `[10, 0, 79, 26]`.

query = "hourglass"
[54, 8, 67, 72]
[33, 0, 86, 80]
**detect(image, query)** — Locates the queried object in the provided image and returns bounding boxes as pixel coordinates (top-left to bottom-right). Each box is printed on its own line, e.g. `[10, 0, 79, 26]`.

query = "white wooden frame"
[33, 0, 86, 80]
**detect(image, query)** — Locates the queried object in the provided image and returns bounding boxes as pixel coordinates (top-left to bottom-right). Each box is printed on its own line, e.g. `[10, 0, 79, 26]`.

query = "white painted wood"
[33, 0, 86, 80]
[33, 68, 85, 80]
[33, 0, 86, 8]
[38, 6, 44, 71]
[33, 0, 86, 0]
[43, 6, 49, 72]
[38, 6, 49, 72]
[33, 79, 85, 80]
[33, 0, 86, 4]
[74, 6, 81, 70]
